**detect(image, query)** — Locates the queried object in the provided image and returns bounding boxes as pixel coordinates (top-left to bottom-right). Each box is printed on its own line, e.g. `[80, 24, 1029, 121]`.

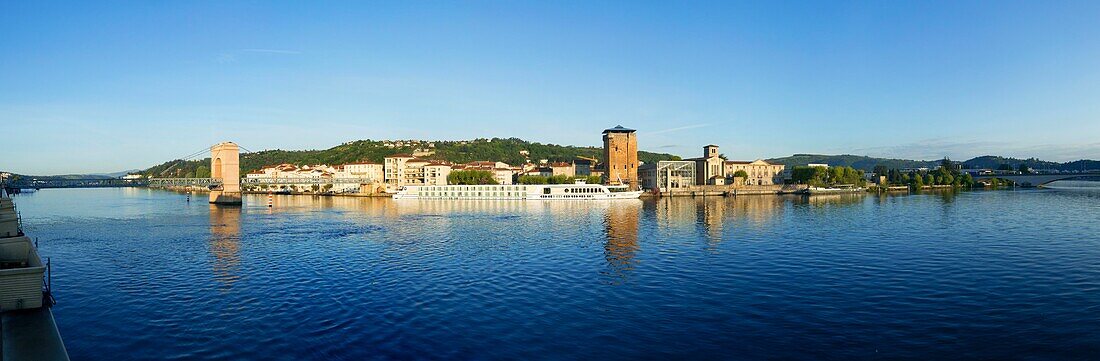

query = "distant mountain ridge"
[767, 154, 1100, 172]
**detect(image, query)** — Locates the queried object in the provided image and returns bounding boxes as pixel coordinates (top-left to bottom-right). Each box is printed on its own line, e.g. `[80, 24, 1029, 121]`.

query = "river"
[10, 184, 1100, 360]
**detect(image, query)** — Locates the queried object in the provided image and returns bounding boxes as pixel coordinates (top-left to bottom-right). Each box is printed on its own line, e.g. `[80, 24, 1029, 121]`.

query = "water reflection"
[697, 197, 725, 249]
[800, 193, 866, 207]
[209, 205, 241, 291]
[603, 201, 641, 285]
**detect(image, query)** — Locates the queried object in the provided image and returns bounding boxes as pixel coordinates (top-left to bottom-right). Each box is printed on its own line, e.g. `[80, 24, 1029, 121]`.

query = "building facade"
[640, 161, 696, 191]
[341, 162, 383, 182]
[549, 162, 576, 177]
[602, 125, 639, 189]
[691, 145, 726, 185]
[384, 154, 416, 186]
[453, 161, 518, 185]
[724, 160, 785, 185]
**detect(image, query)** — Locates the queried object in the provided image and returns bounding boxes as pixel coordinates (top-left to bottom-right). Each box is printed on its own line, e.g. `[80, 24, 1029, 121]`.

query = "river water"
[10, 185, 1100, 360]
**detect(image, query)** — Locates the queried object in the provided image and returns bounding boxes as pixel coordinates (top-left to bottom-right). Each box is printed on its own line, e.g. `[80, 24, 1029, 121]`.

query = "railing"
[6, 178, 148, 188]
[146, 178, 222, 187]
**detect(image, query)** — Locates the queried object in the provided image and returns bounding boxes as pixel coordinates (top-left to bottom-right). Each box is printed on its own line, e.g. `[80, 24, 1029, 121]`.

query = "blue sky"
[3, 1, 1100, 174]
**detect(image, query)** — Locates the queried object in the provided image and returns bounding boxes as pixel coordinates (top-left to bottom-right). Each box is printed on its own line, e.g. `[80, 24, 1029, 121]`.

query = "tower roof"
[602, 125, 636, 134]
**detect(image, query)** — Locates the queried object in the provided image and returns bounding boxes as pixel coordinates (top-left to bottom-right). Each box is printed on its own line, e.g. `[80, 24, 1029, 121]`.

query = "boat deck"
[2, 307, 70, 361]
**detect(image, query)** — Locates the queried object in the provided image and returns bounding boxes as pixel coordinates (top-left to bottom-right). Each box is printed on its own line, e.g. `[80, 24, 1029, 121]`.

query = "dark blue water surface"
[11, 186, 1100, 360]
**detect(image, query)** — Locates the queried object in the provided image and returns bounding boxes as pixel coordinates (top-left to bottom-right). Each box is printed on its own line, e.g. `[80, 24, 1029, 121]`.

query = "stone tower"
[209, 142, 242, 205]
[704, 145, 720, 159]
[602, 125, 638, 189]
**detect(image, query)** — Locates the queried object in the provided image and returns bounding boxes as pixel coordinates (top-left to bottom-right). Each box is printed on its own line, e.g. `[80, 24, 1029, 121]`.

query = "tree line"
[790, 165, 867, 187]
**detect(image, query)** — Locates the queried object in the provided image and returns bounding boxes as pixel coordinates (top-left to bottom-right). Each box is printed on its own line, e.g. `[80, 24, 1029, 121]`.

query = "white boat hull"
[394, 184, 642, 200]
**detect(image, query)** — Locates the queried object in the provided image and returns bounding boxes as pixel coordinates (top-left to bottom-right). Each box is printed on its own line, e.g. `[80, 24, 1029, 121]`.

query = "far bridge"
[4, 178, 148, 189]
[970, 172, 1100, 187]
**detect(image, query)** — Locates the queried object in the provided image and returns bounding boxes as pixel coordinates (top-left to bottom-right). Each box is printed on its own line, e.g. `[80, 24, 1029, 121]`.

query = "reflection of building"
[640, 161, 696, 191]
[699, 197, 725, 248]
[604, 201, 641, 284]
[209, 205, 241, 290]
[602, 125, 638, 189]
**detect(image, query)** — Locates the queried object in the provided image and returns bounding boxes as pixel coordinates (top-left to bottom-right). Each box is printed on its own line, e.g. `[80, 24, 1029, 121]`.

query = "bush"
[448, 170, 498, 185]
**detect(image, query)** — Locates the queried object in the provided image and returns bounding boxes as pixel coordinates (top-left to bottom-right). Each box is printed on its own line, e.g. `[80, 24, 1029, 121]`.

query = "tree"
[733, 170, 749, 178]
[911, 172, 924, 189]
[940, 157, 958, 175]
[1018, 164, 1031, 174]
[585, 175, 602, 184]
[447, 170, 498, 185]
[547, 175, 573, 184]
[961, 174, 974, 187]
[998, 164, 1014, 171]
[194, 165, 211, 178]
[924, 174, 934, 185]
[518, 175, 548, 184]
[873, 165, 889, 178]
[791, 166, 828, 187]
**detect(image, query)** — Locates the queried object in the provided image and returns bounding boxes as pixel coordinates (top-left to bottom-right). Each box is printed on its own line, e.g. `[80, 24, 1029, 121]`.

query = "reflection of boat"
[802, 185, 865, 195]
[394, 182, 642, 200]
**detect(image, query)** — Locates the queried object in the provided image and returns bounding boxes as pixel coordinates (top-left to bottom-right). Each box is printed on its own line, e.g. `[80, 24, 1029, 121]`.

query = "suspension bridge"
[3, 142, 376, 205]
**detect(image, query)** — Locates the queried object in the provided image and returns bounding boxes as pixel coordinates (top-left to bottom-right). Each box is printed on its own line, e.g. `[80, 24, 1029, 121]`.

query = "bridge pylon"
[209, 142, 242, 205]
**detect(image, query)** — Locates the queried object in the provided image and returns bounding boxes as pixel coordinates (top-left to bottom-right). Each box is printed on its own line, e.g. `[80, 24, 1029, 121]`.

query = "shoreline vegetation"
[788, 158, 1030, 193]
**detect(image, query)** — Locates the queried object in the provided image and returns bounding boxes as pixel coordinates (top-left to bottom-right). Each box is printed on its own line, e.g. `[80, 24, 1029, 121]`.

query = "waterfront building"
[689, 145, 726, 185]
[724, 159, 785, 185]
[523, 168, 553, 178]
[453, 161, 517, 185]
[603, 125, 639, 189]
[423, 163, 451, 186]
[340, 162, 383, 182]
[384, 154, 416, 186]
[574, 158, 594, 176]
[384, 155, 454, 187]
[684, 144, 786, 186]
[639, 161, 696, 191]
[549, 162, 576, 177]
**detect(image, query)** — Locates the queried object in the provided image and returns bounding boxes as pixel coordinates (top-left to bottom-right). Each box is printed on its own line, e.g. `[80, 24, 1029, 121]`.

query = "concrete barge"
[0, 191, 68, 361]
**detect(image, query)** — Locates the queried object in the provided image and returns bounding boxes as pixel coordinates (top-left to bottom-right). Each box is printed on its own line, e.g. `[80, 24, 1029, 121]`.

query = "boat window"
[543, 187, 551, 195]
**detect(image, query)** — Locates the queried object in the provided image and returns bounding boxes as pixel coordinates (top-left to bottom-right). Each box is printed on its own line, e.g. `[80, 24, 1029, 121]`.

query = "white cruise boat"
[393, 182, 642, 200]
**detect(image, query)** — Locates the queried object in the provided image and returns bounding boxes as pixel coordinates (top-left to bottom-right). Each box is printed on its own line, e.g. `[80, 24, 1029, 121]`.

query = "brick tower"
[602, 125, 638, 189]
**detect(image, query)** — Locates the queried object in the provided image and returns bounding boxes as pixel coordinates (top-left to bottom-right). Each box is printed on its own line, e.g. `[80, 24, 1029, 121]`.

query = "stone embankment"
[643, 184, 808, 197]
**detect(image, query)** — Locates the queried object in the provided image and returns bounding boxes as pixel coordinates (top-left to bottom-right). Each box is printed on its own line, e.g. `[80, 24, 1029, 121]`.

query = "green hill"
[959, 156, 1100, 171]
[768, 154, 1100, 172]
[767, 154, 937, 171]
[143, 137, 682, 178]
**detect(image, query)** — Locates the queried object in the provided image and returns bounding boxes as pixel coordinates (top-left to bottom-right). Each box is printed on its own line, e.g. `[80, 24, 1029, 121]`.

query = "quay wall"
[646, 184, 808, 197]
